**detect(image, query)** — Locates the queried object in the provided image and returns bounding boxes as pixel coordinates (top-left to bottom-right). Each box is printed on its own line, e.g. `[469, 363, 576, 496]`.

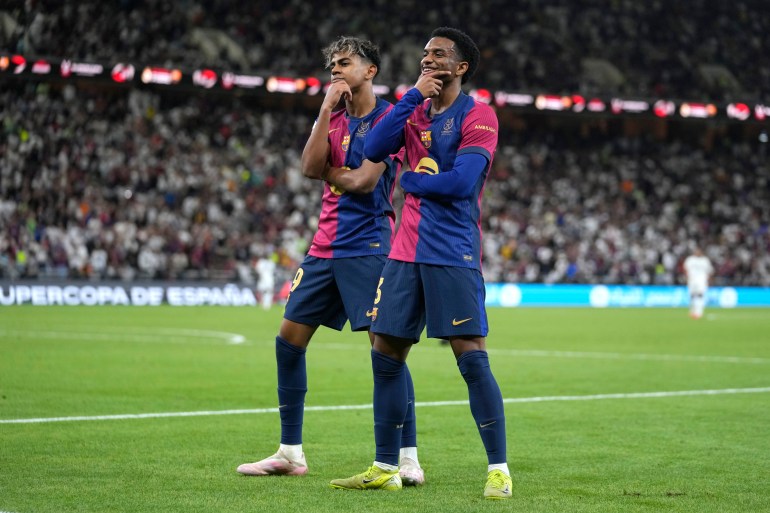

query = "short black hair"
[322, 36, 381, 76]
[430, 27, 480, 84]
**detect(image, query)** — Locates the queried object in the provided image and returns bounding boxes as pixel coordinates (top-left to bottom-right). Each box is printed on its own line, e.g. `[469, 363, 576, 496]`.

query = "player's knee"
[449, 336, 486, 359]
[372, 334, 412, 360]
[278, 319, 316, 348]
[456, 349, 490, 380]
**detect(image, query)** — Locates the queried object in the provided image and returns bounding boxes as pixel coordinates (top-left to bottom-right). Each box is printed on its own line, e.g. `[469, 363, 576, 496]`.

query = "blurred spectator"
[0, 81, 315, 285]
[483, 129, 770, 286]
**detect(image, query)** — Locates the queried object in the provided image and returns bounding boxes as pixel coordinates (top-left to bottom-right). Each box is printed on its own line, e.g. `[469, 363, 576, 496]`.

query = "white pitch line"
[0, 328, 247, 345]
[3, 329, 766, 362]
[486, 348, 770, 365]
[2, 387, 769, 425]
[320, 343, 770, 365]
[706, 312, 770, 321]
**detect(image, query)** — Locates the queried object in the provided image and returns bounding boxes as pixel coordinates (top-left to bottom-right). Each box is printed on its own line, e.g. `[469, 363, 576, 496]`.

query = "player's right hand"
[322, 79, 352, 111]
[414, 71, 450, 98]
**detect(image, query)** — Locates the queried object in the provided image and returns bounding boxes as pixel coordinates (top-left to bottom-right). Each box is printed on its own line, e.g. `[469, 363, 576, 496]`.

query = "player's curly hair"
[322, 36, 381, 76]
[430, 27, 480, 84]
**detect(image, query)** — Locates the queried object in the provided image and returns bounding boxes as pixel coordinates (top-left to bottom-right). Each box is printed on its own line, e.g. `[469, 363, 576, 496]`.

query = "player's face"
[421, 37, 462, 82]
[328, 52, 374, 88]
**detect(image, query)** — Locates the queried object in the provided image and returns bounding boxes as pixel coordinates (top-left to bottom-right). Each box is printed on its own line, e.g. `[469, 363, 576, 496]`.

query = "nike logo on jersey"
[479, 420, 497, 428]
[366, 308, 378, 318]
[407, 119, 418, 125]
[452, 317, 472, 326]
[328, 128, 341, 133]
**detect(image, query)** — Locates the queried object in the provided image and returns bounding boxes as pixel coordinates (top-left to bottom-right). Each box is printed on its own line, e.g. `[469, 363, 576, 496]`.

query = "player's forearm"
[324, 160, 387, 194]
[365, 88, 423, 162]
[300, 111, 332, 179]
[400, 153, 487, 200]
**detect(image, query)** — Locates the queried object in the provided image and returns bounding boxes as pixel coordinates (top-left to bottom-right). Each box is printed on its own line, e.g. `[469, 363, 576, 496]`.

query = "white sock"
[279, 443, 303, 462]
[488, 463, 510, 476]
[374, 461, 398, 472]
[399, 447, 419, 466]
[696, 298, 706, 317]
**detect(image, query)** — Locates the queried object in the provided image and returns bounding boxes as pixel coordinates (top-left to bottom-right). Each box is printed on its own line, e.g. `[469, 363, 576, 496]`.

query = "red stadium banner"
[0, 54, 767, 124]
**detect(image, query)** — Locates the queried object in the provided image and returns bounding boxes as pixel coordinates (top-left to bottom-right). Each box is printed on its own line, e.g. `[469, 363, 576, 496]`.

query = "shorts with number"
[284, 255, 386, 331]
[370, 260, 488, 341]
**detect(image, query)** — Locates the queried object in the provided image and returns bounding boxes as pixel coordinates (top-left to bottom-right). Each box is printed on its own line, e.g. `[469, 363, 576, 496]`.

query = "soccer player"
[330, 27, 512, 499]
[683, 245, 714, 319]
[255, 253, 276, 310]
[236, 36, 425, 486]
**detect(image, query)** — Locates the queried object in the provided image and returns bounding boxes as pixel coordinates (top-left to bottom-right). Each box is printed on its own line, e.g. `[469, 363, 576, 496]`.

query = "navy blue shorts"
[284, 255, 386, 331]
[370, 260, 488, 341]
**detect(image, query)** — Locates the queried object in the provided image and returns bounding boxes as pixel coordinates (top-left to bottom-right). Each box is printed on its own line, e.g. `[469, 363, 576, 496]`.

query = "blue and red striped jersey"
[367, 90, 498, 270]
[308, 97, 400, 258]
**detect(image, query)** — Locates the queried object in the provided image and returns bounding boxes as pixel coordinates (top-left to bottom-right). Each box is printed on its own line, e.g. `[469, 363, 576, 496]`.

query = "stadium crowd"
[2, 83, 769, 287]
[3, 0, 769, 100]
[484, 130, 769, 286]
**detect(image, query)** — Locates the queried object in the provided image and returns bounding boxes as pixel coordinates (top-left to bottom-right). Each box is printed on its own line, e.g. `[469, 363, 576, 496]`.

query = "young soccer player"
[236, 36, 424, 486]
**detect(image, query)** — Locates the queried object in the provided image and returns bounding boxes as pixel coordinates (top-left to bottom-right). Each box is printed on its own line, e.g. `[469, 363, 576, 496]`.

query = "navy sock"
[371, 349, 407, 466]
[457, 350, 507, 464]
[401, 364, 417, 449]
[276, 336, 307, 445]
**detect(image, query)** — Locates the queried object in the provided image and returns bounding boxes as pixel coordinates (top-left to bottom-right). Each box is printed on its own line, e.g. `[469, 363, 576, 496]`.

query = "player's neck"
[429, 81, 462, 116]
[346, 88, 377, 118]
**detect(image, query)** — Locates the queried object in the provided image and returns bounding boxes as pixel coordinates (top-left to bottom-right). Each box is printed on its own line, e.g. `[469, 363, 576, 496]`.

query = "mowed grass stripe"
[3, 386, 769, 424]
[5, 327, 770, 364]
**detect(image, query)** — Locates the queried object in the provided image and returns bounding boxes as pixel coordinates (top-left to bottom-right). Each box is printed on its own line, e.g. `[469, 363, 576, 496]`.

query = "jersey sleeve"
[457, 103, 498, 162]
[365, 88, 424, 162]
[399, 152, 488, 200]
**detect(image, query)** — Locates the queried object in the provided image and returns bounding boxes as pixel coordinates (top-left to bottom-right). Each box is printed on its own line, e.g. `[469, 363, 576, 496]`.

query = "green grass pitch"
[1, 306, 769, 513]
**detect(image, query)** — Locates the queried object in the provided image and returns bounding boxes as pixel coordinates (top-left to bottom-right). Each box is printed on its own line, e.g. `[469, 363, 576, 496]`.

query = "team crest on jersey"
[442, 118, 454, 135]
[341, 134, 350, 152]
[420, 130, 432, 148]
[356, 121, 370, 136]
